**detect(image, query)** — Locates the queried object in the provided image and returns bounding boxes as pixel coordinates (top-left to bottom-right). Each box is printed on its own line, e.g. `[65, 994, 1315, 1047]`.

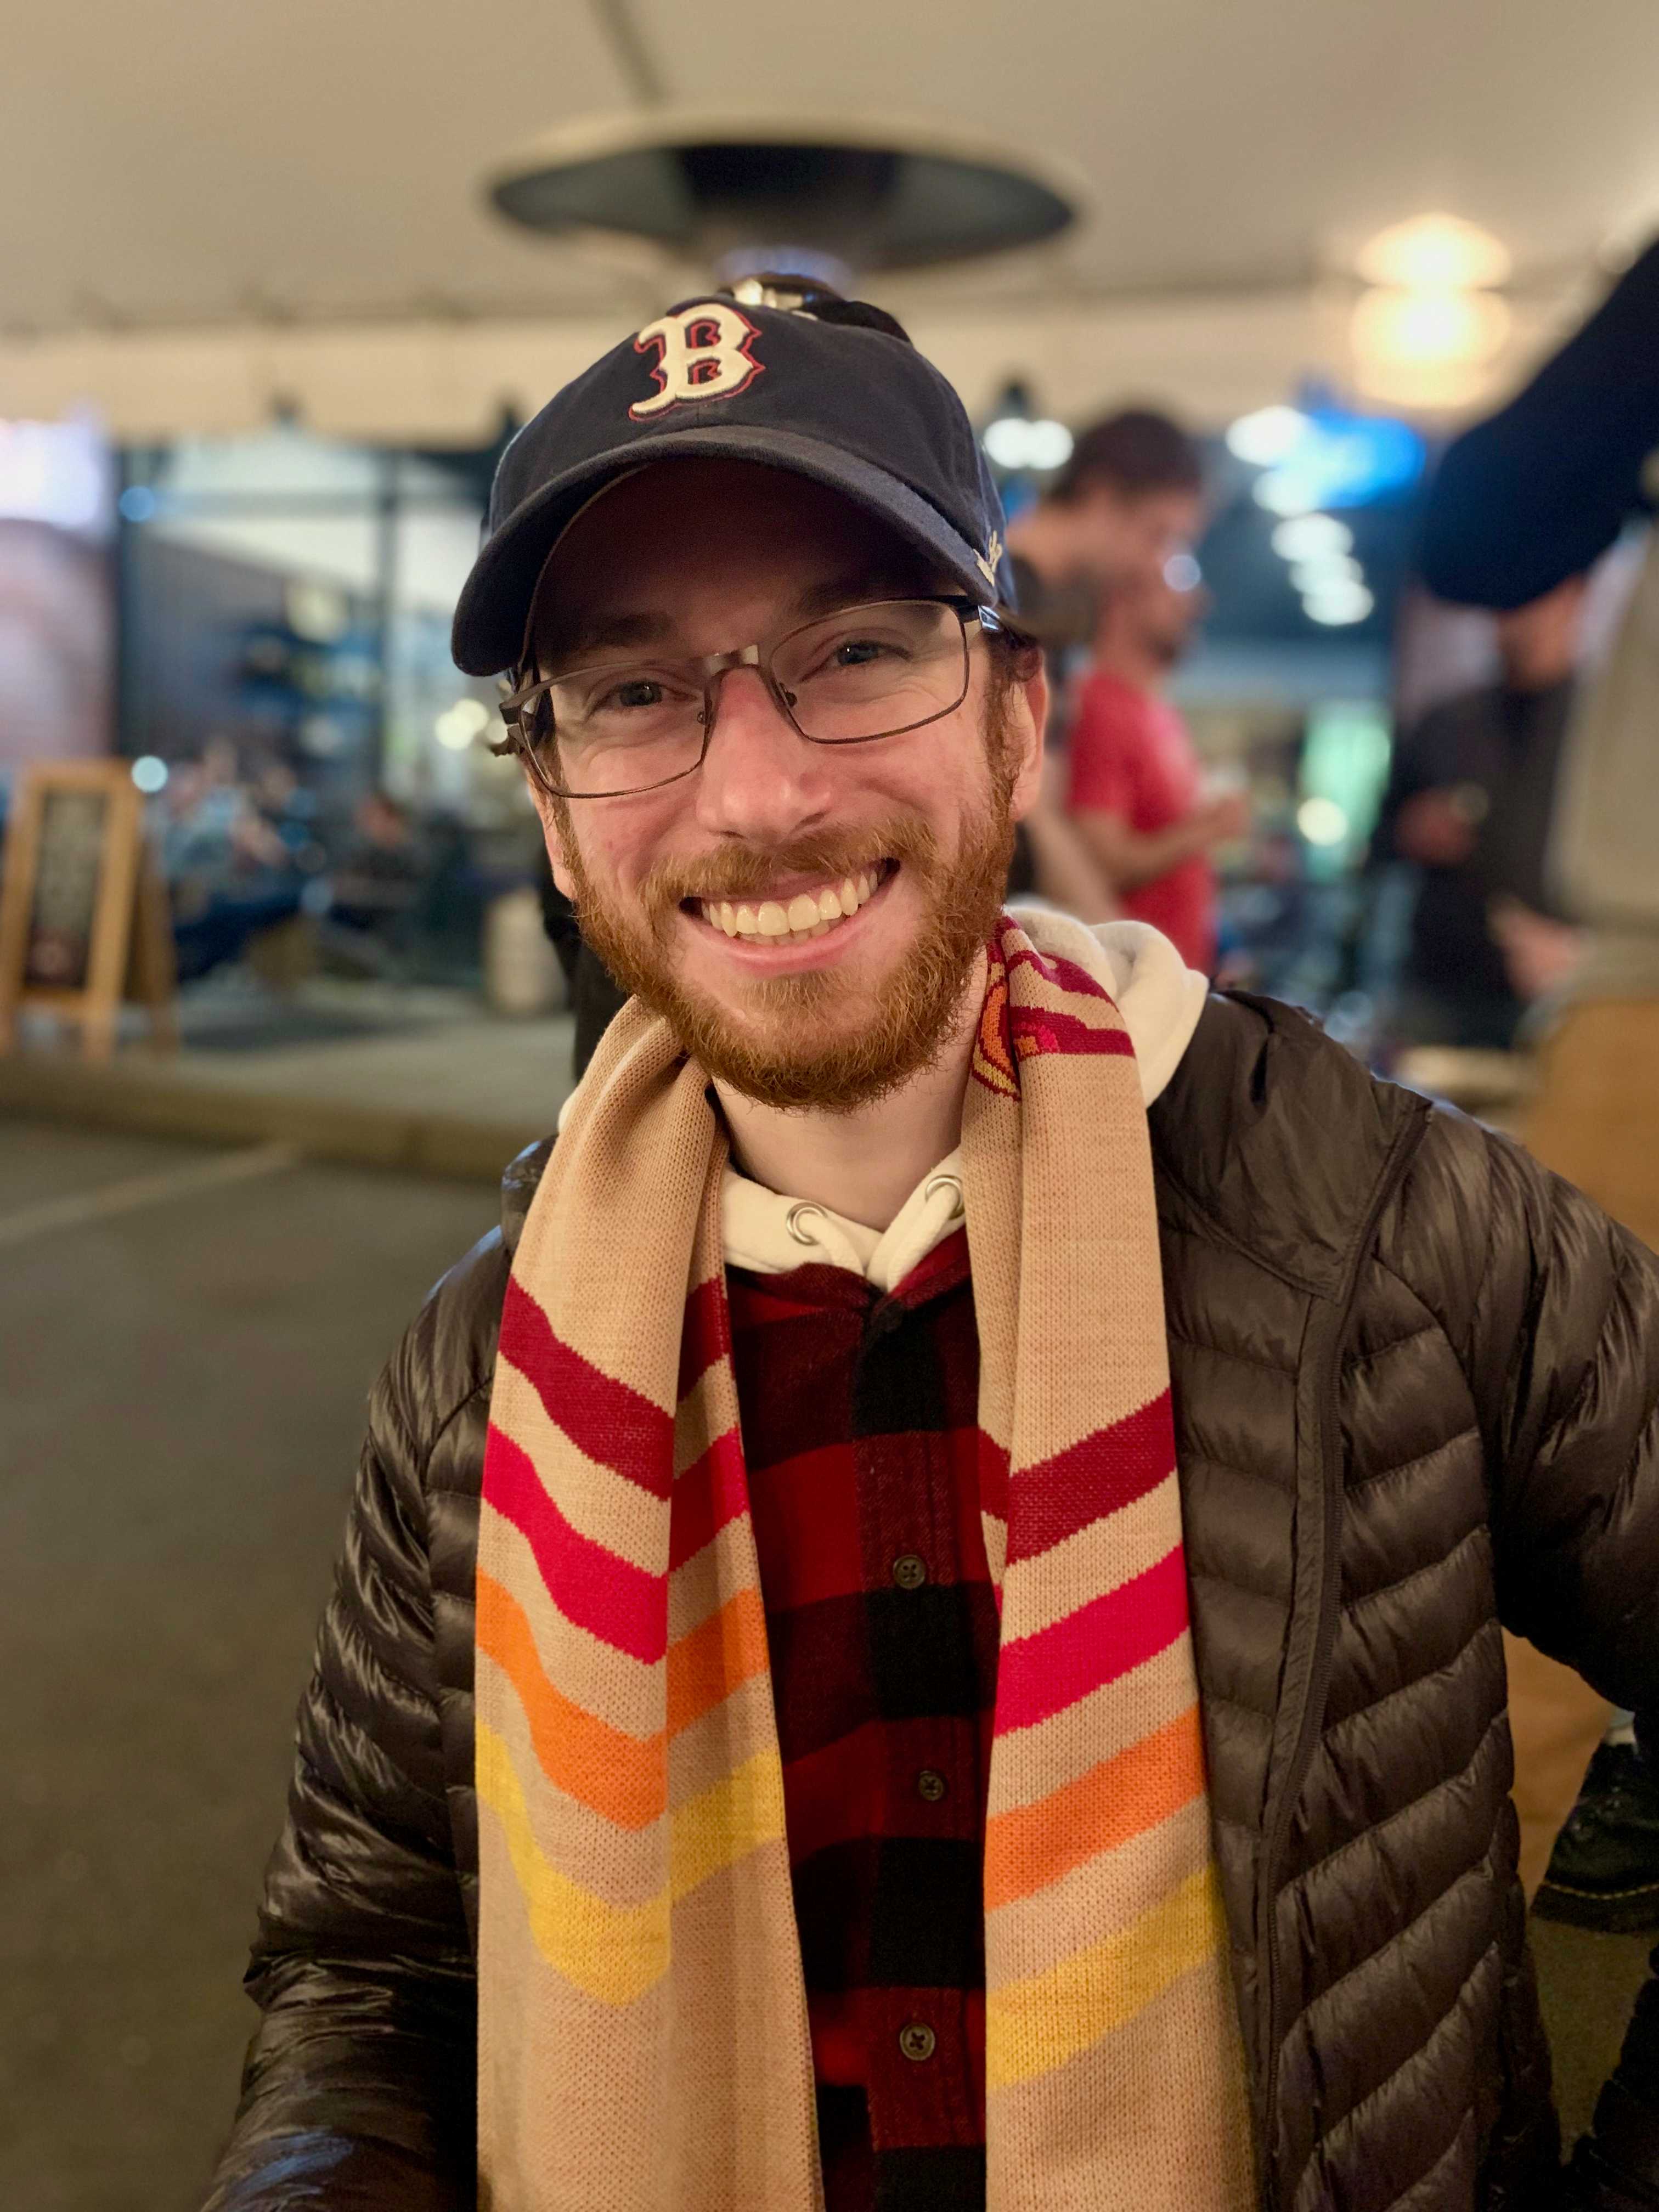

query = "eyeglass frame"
[495, 592, 1018, 800]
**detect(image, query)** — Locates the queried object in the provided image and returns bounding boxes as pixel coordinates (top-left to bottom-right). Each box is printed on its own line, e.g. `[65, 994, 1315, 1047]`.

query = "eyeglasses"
[498, 594, 1006, 800]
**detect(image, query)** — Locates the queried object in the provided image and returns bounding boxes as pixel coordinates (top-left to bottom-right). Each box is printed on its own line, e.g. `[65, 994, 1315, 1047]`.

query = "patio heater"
[484, 110, 1081, 296]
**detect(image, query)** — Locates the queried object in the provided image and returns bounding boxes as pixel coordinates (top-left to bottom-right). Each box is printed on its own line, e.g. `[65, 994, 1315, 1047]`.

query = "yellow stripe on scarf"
[477, 1720, 786, 2007]
[985, 1863, 1229, 2089]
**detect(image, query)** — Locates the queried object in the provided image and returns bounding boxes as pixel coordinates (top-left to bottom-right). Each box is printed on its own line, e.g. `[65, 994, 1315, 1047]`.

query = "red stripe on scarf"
[1010, 1003, 1135, 1061]
[1001, 938, 1112, 998]
[677, 1273, 731, 1402]
[484, 1424, 668, 1663]
[499, 1276, 674, 1500]
[1003, 1396, 1175, 1566]
[669, 1425, 748, 1570]
[993, 1544, 1189, 1733]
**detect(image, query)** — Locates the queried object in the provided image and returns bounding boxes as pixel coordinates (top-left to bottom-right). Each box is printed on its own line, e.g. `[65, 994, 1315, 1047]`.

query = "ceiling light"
[1226, 405, 1308, 468]
[1302, 581, 1375, 626]
[1024, 419, 1074, 471]
[131, 755, 168, 794]
[1290, 555, 1362, 594]
[1271, 515, 1352, 563]
[1164, 551, 1201, 591]
[1254, 472, 1317, 517]
[1297, 796, 1350, 847]
[983, 415, 1073, 471]
[435, 698, 492, 751]
[1352, 285, 1511, 372]
[1356, 213, 1511, 291]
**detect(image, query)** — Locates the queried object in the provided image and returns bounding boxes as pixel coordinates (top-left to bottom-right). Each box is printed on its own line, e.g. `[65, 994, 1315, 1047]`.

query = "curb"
[0, 1051, 548, 1184]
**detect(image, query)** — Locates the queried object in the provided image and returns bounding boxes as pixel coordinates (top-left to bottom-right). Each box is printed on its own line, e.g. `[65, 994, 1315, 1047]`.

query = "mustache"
[639, 815, 941, 912]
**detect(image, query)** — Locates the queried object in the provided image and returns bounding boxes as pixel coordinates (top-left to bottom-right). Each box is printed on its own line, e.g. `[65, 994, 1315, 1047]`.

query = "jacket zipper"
[1255, 1102, 1431, 2211]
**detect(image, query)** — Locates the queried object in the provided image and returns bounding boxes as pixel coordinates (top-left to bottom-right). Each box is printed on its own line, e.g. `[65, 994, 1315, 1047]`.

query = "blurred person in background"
[1375, 574, 1587, 1051]
[1423, 235, 1659, 1937]
[1065, 560, 1245, 973]
[1003, 405, 1206, 645]
[204, 288, 1659, 2212]
[161, 735, 306, 983]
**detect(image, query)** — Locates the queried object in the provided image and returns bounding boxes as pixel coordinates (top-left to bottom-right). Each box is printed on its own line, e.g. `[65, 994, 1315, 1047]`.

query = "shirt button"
[891, 1553, 928, 1590]
[916, 1768, 948, 1803]
[898, 2021, 936, 2064]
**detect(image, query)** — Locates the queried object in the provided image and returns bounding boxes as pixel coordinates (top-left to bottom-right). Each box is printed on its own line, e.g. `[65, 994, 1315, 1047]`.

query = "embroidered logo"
[629, 303, 765, 421]
[975, 528, 1004, 591]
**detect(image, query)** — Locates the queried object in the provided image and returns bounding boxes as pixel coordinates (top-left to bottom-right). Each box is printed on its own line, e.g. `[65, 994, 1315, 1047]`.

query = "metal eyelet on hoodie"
[922, 1173, 964, 1221]
[785, 1201, 828, 1246]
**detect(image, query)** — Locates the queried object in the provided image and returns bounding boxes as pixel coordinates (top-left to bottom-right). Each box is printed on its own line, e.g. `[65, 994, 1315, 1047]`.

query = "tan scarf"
[474, 912, 1255, 2211]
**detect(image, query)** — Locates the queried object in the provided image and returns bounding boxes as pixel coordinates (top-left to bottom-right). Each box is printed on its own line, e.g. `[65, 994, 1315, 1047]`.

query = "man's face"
[1127, 570, 1209, 668]
[1073, 484, 1203, 592]
[528, 459, 1045, 1111]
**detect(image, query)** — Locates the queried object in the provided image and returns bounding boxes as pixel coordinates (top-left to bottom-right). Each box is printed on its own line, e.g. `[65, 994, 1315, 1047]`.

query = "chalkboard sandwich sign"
[0, 760, 177, 1062]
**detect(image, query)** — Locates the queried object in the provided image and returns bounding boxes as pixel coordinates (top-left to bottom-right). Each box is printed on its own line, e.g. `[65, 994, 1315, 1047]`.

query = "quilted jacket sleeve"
[1395, 1110, 1659, 2208]
[200, 1297, 479, 2211]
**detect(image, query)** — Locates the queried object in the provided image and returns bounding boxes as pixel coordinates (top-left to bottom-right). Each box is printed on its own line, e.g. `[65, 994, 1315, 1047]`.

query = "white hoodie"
[721, 911, 1207, 1291]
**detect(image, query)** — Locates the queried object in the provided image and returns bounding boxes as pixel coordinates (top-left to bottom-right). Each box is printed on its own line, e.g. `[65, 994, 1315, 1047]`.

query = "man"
[1377, 575, 1587, 1052]
[206, 289, 1659, 2212]
[1066, 562, 1245, 973]
[1003, 405, 1206, 637]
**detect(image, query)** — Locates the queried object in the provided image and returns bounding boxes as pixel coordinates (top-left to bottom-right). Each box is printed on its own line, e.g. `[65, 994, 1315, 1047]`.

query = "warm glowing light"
[1226, 405, 1307, 467]
[1356, 213, 1511, 291]
[1271, 515, 1352, 563]
[1352, 285, 1511, 371]
[1297, 796, 1350, 846]
[435, 698, 492, 751]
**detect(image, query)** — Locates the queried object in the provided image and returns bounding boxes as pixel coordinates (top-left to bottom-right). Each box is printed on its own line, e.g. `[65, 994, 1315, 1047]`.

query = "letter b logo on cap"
[629, 303, 765, 420]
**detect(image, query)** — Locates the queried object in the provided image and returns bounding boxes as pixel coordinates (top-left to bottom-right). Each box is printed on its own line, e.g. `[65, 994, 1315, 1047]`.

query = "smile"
[693, 861, 893, 945]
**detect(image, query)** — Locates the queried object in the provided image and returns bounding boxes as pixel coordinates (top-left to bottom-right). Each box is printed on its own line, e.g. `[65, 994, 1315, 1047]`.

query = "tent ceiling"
[4, 0, 1657, 431]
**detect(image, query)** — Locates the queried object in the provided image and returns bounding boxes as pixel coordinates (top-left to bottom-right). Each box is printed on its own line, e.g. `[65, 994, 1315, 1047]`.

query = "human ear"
[1005, 662, 1049, 822]
[525, 770, 579, 900]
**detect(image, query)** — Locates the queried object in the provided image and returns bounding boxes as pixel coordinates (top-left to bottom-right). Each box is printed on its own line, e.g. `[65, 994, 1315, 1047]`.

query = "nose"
[691, 664, 835, 845]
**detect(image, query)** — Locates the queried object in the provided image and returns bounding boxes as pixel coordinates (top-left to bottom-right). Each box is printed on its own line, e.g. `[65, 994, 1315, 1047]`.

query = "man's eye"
[600, 678, 668, 711]
[832, 637, 891, 667]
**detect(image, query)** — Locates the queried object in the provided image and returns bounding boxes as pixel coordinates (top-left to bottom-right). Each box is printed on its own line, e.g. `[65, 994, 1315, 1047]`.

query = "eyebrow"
[541, 563, 951, 670]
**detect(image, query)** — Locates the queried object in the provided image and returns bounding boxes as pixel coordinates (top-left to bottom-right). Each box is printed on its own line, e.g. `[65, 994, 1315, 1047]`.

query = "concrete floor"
[0, 1118, 1651, 2209]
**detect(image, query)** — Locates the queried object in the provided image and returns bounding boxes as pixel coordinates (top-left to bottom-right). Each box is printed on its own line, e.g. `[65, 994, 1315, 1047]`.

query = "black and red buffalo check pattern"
[728, 1225, 998, 2212]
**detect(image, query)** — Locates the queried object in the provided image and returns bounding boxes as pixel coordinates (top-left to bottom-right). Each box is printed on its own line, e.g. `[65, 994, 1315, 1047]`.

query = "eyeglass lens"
[521, 599, 970, 797]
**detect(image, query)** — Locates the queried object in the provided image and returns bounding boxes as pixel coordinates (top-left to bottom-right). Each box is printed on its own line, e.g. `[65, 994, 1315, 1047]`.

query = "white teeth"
[702, 866, 888, 944]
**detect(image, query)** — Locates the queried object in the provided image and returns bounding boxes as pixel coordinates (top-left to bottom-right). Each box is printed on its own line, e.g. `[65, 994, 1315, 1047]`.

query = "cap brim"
[450, 423, 996, 676]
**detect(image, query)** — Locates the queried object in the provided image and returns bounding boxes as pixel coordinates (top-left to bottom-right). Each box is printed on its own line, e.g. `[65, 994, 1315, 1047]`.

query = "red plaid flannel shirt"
[727, 1226, 995, 2212]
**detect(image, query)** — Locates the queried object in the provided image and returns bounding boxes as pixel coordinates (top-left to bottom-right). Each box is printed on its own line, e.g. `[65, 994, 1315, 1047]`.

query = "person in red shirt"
[1066, 565, 1246, 973]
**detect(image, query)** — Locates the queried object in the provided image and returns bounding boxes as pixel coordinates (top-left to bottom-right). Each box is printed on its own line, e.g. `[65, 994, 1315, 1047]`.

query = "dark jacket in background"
[1376, 677, 1575, 1044]
[1420, 236, 1659, 963]
[204, 995, 1659, 2212]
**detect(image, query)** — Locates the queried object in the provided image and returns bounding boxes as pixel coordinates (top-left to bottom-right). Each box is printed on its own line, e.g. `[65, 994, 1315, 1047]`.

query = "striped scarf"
[474, 911, 1255, 2211]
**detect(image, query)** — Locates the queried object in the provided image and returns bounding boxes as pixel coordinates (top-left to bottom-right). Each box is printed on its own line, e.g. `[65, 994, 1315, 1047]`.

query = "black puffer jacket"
[204, 994, 1659, 2212]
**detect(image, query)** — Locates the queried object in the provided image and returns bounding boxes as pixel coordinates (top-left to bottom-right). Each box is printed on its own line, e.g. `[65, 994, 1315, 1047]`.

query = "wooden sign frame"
[0, 759, 178, 1062]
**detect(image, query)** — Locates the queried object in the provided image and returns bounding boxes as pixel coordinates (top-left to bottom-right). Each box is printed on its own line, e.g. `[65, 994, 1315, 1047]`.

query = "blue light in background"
[1249, 404, 1425, 516]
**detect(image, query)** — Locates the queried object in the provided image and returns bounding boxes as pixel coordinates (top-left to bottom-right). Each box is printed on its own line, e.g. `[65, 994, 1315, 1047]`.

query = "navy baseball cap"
[450, 289, 1018, 678]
